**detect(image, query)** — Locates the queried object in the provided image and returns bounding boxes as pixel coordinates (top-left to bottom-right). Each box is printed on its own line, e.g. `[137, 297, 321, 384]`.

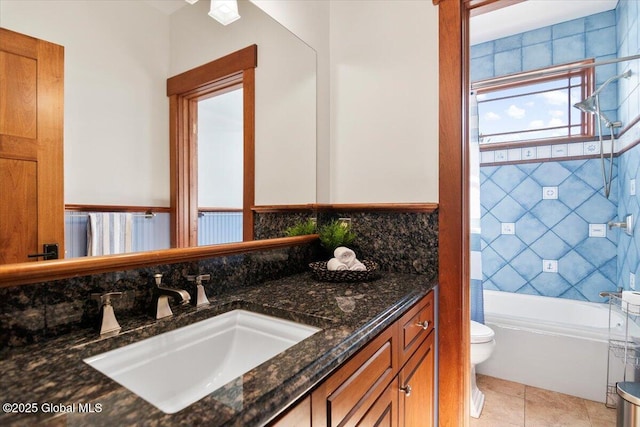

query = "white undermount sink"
[84, 309, 320, 414]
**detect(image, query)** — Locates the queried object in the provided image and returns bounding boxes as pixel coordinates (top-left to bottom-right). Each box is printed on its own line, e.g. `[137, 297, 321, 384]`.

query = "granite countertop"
[0, 272, 435, 426]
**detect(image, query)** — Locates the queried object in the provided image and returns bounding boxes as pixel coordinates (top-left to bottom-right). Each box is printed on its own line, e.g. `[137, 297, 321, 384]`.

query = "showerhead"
[573, 69, 632, 127]
[574, 96, 597, 114]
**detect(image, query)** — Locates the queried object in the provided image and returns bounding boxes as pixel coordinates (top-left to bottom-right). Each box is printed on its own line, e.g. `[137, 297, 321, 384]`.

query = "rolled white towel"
[327, 258, 348, 271]
[334, 246, 356, 267]
[349, 260, 366, 271]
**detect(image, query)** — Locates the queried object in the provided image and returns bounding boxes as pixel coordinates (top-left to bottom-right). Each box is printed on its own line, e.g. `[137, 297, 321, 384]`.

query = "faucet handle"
[186, 274, 211, 285]
[90, 292, 123, 337]
[186, 274, 211, 307]
[91, 291, 123, 306]
[154, 273, 163, 286]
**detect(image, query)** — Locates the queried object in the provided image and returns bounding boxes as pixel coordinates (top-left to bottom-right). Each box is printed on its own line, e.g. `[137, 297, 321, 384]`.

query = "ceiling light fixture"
[208, 0, 241, 25]
[184, 0, 241, 26]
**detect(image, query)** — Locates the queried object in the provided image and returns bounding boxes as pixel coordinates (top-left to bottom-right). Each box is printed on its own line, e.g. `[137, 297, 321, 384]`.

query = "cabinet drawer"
[398, 292, 434, 366]
[312, 325, 397, 427]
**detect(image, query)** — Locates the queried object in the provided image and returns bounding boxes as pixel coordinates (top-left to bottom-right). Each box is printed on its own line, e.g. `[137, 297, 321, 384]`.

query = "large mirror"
[0, 0, 316, 262]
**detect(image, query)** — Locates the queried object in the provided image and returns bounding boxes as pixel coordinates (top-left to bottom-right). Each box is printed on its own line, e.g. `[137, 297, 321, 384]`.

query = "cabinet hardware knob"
[400, 384, 412, 397]
[416, 320, 429, 330]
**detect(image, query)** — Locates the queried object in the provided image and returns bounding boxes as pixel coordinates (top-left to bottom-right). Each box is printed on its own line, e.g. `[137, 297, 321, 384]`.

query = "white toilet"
[470, 320, 496, 418]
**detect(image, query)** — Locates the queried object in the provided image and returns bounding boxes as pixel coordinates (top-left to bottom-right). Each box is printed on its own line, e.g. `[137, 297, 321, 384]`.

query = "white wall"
[171, 0, 317, 206]
[329, 1, 439, 203]
[250, 0, 331, 203]
[0, 0, 171, 206]
[1, 0, 440, 207]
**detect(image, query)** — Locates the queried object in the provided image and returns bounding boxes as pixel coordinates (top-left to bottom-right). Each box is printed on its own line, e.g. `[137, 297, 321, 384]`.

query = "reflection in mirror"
[0, 0, 316, 264]
[197, 87, 244, 245]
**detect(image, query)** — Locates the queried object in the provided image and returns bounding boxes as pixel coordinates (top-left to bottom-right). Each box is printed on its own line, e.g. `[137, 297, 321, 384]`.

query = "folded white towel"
[334, 246, 356, 267]
[349, 260, 366, 271]
[327, 258, 348, 271]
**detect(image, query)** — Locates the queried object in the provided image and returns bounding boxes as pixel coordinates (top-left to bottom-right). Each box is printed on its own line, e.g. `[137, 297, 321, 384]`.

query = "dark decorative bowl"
[308, 260, 380, 282]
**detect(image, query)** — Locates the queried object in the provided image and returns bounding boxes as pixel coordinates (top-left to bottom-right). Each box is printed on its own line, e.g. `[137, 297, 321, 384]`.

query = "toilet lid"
[471, 320, 495, 344]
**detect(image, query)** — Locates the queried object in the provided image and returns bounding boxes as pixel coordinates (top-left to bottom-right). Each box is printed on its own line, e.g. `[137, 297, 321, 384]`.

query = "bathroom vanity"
[0, 273, 435, 426]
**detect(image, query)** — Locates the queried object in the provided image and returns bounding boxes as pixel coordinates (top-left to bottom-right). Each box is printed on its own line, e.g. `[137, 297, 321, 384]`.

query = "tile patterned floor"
[470, 375, 617, 427]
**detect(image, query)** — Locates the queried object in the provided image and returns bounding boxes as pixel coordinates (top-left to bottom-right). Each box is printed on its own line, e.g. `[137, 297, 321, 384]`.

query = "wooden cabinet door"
[271, 396, 311, 427]
[0, 28, 64, 264]
[358, 380, 398, 427]
[311, 325, 397, 427]
[399, 331, 434, 427]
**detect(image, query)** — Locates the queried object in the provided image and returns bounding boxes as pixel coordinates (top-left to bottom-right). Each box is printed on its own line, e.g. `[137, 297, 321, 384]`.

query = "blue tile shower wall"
[617, 0, 640, 292]
[471, 9, 619, 124]
[480, 160, 619, 301]
[473, 4, 640, 301]
[618, 143, 640, 291]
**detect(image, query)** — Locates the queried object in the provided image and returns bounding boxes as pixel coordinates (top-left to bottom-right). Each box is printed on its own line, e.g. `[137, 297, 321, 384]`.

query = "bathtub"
[477, 290, 637, 403]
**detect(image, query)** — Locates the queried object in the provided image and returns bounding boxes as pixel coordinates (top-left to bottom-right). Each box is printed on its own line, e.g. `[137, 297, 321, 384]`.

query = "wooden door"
[0, 28, 64, 264]
[399, 332, 435, 427]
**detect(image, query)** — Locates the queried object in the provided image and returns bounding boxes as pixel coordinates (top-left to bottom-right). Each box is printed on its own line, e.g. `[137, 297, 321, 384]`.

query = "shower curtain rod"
[471, 52, 640, 90]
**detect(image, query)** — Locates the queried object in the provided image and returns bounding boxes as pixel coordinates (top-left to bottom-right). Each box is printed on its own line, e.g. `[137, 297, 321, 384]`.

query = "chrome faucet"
[153, 273, 191, 319]
[91, 292, 123, 337]
[600, 287, 623, 298]
[186, 273, 211, 307]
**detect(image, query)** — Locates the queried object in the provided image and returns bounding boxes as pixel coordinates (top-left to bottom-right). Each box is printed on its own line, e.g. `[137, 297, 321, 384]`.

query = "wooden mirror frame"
[0, 42, 318, 289]
[167, 44, 257, 247]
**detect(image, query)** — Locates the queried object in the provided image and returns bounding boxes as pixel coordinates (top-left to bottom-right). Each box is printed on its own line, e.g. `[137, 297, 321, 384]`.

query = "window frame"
[474, 59, 595, 150]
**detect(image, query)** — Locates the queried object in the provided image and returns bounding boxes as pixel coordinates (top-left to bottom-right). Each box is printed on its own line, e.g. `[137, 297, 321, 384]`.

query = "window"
[476, 62, 593, 146]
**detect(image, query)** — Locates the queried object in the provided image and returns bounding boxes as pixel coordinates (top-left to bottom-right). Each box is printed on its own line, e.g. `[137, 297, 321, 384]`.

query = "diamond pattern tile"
[558, 287, 588, 301]
[491, 195, 527, 222]
[530, 162, 572, 186]
[553, 213, 588, 246]
[473, 6, 639, 302]
[481, 158, 618, 302]
[575, 160, 614, 191]
[490, 265, 527, 292]
[515, 213, 547, 245]
[481, 213, 502, 244]
[511, 178, 543, 210]
[575, 192, 618, 223]
[530, 231, 571, 259]
[530, 200, 572, 228]
[559, 250, 596, 284]
[529, 273, 571, 297]
[576, 271, 617, 301]
[480, 179, 507, 211]
[558, 175, 597, 209]
[490, 235, 527, 262]
[490, 166, 528, 193]
[516, 283, 542, 296]
[510, 249, 542, 281]
[575, 238, 616, 268]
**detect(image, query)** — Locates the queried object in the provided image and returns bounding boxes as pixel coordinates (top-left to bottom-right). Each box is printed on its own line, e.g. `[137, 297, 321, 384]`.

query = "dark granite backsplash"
[256, 208, 439, 279]
[0, 208, 438, 351]
[317, 210, 439, 279]
[254, 211, 315, 240]
[0, 244, 314, 352]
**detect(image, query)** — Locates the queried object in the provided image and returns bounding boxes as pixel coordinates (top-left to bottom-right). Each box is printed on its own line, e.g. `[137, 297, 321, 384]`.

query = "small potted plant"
[318, 219, 356, 253]
[284, 218, 317, 237]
